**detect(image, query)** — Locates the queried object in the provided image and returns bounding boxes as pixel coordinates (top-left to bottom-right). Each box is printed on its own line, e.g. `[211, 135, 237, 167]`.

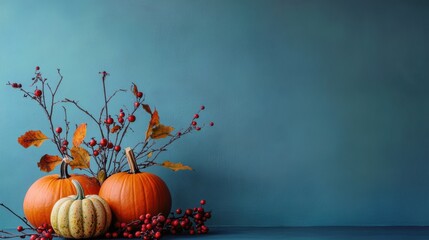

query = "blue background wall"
[1, 0, 429, 228]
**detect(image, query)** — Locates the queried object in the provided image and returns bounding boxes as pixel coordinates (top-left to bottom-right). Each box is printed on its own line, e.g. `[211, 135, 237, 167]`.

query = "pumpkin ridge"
[142, 173, 157, 215]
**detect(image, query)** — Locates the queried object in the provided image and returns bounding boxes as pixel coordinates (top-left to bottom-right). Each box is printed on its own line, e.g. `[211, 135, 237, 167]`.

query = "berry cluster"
[105, 200, 211, 239]
[0, 224, 55, 240]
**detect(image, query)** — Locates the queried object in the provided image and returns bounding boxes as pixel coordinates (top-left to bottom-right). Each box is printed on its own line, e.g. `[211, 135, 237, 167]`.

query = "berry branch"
[8, 67, 214, 180]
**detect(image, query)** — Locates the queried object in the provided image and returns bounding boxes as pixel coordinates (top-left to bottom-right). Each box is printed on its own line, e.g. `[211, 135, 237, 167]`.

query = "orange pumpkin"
[23, 162, 100, 228]
[99, 148, 171, 223]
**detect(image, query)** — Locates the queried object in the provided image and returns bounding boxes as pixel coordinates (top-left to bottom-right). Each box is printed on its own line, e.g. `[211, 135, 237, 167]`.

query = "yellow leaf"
[70, 146, 90, 170]
[147, 151, 153, 158]
[161, 161, 193, 171]
[72, 123, 87, 147]
[97, 170, 106, 184]
[37, 154, 62, 172]
[18, 130, 49, 148]
[151, 124, 174, 139]
[110, 125, 121, 133]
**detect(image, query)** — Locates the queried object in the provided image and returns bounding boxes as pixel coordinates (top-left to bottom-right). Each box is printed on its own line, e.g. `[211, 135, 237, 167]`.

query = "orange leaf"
[110, 125, 121, 133]
[18, 130, 49, 148]
[70, 146, 90, 170]
[150, 110, 160, 126]
[37, 154, 62, 172]
[142, 104, 152, 114]
[131, 83, 139, 97]
[145, 110, 160, 141]
[161, 161, 193, 171]
[151, 124, 174, 139]
[72, 123, 87, 147]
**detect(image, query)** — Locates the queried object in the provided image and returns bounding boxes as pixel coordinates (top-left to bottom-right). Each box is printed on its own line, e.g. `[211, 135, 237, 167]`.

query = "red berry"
[157, 215, 166, 222]
[172, 219, 179, 227]
[200, 199, 206, 205]
[196, 127, 201, 131]
[36, 66, 40, 71]
[210, 122, 214, 126]
[107, 142, 114, 149]
[137, 92, 143, 98]
[118, 117, 124, 124]
[134, 102, 140, 108]
[128, 115, 136, 122]
[198, 207, 204, 213]
[114, 145, 121, 152]
[34, 89, 42, 97]
[112, 232, 118, 238]
[30, 235, 37, 240]
[89, 139, 97, 147]
[139, 215, 145, 221]
[122, 232, 128, 238]
[62, 140, 69, 146]
[134, 231, 141, 238]
[189, 229, 195, 235]
[176, 208, 182, 214]
[60, 146, 67, 153]
[12, 83, 18, 88]
[106, 117, 114, 125]
[185, 209, 193, 215]
[105, 232, 111, 238]
[17, 226, 24, 232]
[55, 127, 62, 134]
[192, 121, 197, 126]
[93, 150, 99, 156]
[154, 231, 161, 239]
[119, 112, 125, 118]
[204, 212, 211, 219]
[100, 138, 108, 147]
[120, 222, 127, 228]
[145, 223, 152, 230]
[44, 232, 52, 239]
[200, 105, 205, 110]
[177, 131, 182, 137]
[194, 113, 199, 119]
[145, 213, 151, 219]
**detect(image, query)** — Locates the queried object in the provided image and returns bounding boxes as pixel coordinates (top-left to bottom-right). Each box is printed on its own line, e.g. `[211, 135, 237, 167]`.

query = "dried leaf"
[37, 154, 62, 172]
[145, 110, 160, 141]
[73, 123, 87, 147]
[161, 161, 193, 171]
[18, 130, 49, 148]
[70, 146, 90, 170]
[151, 124, 174, 139]
[147, 151, 153, 158]
[110, 125, 121, 133]
[97, 170, 107, 184]
[142, 104, 152, 114]
[131, 83, 139, 97]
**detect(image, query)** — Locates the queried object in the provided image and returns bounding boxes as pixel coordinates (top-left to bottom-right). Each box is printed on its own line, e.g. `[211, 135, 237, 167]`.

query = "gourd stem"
[72, 180, 85, 200]
[125, 147, 140, 174]
[60, 161, 71, 179]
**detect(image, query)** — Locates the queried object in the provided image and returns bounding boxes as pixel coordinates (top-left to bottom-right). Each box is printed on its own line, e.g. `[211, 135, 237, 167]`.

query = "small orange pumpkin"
[23, 162, 100, 228]
[99, 148, 171, 223]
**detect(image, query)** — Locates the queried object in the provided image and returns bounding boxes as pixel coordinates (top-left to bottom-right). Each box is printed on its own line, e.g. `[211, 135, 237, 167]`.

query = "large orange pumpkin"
[99, 148, 171, 223]
[23, 162, 100, 228]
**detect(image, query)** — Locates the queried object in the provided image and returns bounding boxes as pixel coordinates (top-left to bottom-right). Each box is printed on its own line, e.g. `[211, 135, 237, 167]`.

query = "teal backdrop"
[1, 0, 429, 228]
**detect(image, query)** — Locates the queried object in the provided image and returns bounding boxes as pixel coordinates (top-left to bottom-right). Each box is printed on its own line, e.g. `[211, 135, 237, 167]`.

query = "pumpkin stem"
[60, 161, 71, 179]
[72, 180, 85, 200]
[125, 147, 140, 174]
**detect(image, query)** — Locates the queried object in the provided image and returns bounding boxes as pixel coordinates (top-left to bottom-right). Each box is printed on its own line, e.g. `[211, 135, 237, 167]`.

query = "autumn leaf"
[151, 124, 174, 139]
[161, 161, 193, 171]
[147, 151, 153, 158]
[145, 110, 161, 141]
[37, 154, 62, 172]
[131, 83, 139, 97]
[70, 146, 90, 170]
[142, 104, 152, 114]
[97, 170, 107, 184]
[110, 125, 121, 133]
[73, 123, 87, 147]
[18, 130, 49, 148]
